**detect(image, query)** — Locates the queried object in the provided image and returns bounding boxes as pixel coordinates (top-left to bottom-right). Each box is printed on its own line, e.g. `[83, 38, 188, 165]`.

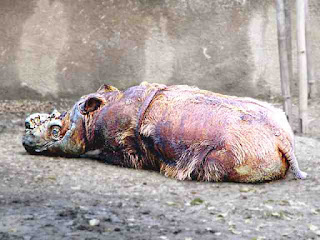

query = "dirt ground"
[0, 98, 319, 240]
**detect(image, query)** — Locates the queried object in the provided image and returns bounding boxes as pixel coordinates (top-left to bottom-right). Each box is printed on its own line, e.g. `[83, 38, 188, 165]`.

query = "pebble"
[89, 219, 100, 226]
[23, 215, 34, 220]
[159, 236, 169, 240]
[239, 187, 251, 193]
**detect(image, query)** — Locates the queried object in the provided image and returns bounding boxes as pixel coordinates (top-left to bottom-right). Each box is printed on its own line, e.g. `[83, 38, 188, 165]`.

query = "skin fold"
[22, 82, 307, 183]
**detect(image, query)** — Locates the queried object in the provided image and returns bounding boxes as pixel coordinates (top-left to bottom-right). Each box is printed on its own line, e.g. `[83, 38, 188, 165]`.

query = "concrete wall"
[0, 0, 319, 100]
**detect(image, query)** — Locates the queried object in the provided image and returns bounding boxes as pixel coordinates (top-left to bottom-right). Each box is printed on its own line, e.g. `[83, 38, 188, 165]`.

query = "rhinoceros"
[22, 82, 307, 183]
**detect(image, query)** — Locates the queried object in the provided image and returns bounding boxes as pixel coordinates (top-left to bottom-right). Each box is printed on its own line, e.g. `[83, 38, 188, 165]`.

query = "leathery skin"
[22, 82, 307, 183]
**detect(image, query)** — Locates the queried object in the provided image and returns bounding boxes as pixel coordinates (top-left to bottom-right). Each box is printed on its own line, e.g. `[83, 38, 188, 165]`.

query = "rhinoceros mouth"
[22, 137, 50, 154]
[22, 141, 46, 155]
[34, 142, 56, 153]
[23, 141, 64, 156]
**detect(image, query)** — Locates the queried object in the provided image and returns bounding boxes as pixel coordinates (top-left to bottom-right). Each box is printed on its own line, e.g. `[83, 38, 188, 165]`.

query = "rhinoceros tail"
[280, 144, 307, 179]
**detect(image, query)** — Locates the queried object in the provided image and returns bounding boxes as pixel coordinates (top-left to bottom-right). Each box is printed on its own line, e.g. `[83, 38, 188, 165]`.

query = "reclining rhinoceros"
[22, 82, 307, 183]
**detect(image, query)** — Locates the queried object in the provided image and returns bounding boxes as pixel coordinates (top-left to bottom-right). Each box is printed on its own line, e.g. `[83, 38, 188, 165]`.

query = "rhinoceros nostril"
[25, 122, 31, 129]
[22, 135, 38, 154]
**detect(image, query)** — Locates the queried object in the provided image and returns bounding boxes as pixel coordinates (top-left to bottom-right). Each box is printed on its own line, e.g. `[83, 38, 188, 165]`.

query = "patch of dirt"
[0, 99, 319, 240]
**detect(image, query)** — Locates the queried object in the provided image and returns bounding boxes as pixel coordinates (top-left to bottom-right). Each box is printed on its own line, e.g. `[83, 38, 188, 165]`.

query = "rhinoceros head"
[22, 85, 120, 156]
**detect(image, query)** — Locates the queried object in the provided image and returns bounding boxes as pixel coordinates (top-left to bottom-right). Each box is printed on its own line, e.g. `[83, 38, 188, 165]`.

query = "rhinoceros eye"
[34, 116, 41, 125]
[51, 126, 61, 140]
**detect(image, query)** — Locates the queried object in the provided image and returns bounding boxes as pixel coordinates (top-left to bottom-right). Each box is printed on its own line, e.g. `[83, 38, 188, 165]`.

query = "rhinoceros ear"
[97, 84, 118, 93]
[50, 109, 61, 118]
[79, 97, 103, 114]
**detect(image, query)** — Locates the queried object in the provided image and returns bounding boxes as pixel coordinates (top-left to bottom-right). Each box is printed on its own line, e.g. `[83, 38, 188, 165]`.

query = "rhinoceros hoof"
[295, 170, 308, 180]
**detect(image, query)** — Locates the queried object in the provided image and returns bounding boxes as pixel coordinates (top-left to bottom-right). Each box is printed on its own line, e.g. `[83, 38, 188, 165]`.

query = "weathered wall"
[0, 0, 319, 100]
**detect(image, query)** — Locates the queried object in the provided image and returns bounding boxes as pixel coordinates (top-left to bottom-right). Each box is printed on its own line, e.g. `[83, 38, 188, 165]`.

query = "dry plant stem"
[305, 0, 317, 99]
[296, 0, 308, 134]
[276, 0, 293, 126]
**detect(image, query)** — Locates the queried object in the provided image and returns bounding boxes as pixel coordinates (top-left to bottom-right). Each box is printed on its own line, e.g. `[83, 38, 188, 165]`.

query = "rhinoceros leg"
[275, 135, 307, 180]
[202, 148, 286, 183]
[157, 144, 225, 182]
[282, 149, 307, 179]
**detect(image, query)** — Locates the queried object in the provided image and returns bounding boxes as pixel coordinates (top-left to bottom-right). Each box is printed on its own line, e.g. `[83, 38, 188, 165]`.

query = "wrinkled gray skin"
[22, 85, 119, 158]
[22, 84, 308, 182]
[22, 104, 87, 157]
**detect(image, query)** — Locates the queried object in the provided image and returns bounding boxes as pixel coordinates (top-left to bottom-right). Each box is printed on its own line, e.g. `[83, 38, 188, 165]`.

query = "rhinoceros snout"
[22, 134, 40, 154]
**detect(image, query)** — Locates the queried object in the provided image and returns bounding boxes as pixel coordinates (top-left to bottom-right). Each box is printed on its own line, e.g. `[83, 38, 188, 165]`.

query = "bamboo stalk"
[296, 0, 308, 134]
[305, 0, 317, 99]
[284, 0, 293, 91]
[276, 0, 293, 126]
